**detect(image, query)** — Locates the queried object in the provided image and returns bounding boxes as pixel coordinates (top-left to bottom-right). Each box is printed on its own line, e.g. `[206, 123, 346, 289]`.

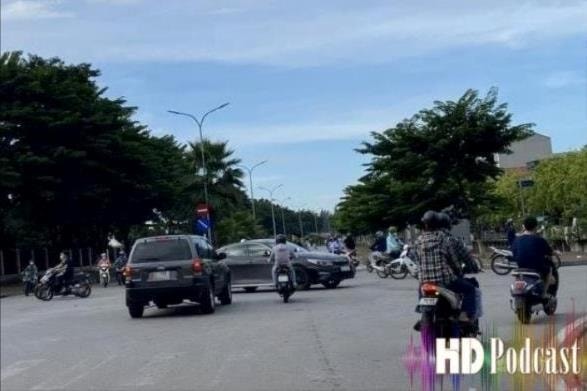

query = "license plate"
[277, 275, 289, 282]
[340, 266, 351, 272]
[418, 297, 438, 306]
[148, 271, 175, 281]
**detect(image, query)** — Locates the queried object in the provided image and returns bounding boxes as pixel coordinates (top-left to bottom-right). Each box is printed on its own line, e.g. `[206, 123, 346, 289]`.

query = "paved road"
[2, 267, 586, 391]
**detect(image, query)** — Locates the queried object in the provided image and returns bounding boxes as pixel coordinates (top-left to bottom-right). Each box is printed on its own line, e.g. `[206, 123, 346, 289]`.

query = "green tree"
[0, 52, 188, 248]
[335, 88, 532, 232]
[527, 148, 587, 224]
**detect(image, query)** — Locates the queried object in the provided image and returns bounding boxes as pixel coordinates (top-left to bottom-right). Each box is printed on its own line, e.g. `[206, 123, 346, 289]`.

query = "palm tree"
[185, 140, 248, 220]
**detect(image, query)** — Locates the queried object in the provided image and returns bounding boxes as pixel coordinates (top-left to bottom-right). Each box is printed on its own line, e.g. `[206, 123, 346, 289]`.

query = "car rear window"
[130, 239, 192, 263]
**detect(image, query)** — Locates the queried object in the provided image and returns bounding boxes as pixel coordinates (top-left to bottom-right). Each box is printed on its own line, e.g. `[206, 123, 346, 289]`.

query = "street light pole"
[258, 184, 283, 239]
[314, 212, 319, 234]
[278, 197, 291, 236]
[237, 160, 267, 220]
[168, 103, 229, 241]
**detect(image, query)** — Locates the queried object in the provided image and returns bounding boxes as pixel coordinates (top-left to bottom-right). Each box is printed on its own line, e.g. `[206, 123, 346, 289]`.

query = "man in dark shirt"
[512, 216, 554, 296]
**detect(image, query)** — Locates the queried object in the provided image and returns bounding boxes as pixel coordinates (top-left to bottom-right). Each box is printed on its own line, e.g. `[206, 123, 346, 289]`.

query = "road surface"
[2, 266, 586, 391]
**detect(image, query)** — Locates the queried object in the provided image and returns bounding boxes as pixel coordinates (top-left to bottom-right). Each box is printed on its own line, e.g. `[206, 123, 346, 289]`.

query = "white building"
[496, 133, 553, 170]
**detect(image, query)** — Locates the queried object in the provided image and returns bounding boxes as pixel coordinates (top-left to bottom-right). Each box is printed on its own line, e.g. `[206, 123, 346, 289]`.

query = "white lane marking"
[31, 360, 90, 390]
[58, 355, 118, 389]
[127, 352, 186, 387]
[1, 359, 46, 381]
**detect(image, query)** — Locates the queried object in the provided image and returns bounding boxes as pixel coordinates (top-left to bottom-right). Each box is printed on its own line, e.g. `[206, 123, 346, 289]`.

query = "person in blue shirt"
[370, 231, 387, 252]
[511, 216, 555, 297]
[385, 227, 403, 258]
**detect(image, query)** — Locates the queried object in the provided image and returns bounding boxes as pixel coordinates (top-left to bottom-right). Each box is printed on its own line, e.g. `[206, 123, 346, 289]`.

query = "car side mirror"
[215, 252, 227, 261]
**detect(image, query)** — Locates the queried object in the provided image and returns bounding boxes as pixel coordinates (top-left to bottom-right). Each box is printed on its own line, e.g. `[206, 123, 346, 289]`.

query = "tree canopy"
[0, 51, 325, 249]
[334, 88, 533, 233]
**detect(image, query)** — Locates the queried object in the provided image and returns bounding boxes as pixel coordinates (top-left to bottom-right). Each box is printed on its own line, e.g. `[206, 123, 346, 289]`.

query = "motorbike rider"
[370, 231, 387, 252]
[343, 233, 356, 252]
[270, 234, 297, 287]
[113, 250, 128, 285]
[96, 253, 111, 268]
[438, 212, 479, 274]
[511, 216, 555, 298]
[21, 259, 38, 296]
[414, 211, 477, 323]
[54, 252, 74, 292]
[385, 227, 403, 259]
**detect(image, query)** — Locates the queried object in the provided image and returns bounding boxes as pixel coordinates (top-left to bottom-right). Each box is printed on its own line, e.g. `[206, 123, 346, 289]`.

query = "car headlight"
[307, 258, 331, 266]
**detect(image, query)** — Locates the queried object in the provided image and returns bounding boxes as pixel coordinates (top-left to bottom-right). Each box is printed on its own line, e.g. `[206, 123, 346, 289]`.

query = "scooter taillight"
[421, 282, 439, 297]
[513, 280, 527, 291]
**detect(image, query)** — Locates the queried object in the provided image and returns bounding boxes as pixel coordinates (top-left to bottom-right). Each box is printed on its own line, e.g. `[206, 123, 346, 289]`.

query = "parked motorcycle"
[34, 268, 92, 301]
[510, 262, 559, 324]
[384, 245, 418, 279]
[490, 246, 561, 275]
[275, 265, 295, 303]
[99, 266, 110, 287]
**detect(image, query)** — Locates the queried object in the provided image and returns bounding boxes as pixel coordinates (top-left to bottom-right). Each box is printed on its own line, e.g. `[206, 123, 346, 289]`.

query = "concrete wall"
[496, 133, 553, 169]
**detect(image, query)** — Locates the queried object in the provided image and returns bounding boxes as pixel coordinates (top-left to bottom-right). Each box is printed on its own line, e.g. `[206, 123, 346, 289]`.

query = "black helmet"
[276, 234, 287, 244]
[421, 210, 440, 230]
[438, 212, 451, 230]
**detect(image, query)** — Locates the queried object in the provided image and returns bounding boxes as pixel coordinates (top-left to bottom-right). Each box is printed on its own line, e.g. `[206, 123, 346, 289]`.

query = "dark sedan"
[218, 239, 355, 291]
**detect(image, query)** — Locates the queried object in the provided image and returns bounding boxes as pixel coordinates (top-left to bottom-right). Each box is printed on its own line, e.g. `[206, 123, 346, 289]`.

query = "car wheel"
[244, 287, 257, 293]
[295, 268, 311, 290]
[219, 279, 232, 305]
[128, 304, 144, 318]
[200, 285, 216, 314]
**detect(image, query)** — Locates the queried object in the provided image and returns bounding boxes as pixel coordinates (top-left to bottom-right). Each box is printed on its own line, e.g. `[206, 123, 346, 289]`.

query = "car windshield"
[130, 239, 192, 263]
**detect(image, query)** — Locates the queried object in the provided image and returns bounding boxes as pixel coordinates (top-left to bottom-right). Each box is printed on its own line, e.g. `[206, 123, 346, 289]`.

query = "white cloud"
[2, 0, 586, 66]
[2, 0, 73, 20]
[544, 71, 586, 89]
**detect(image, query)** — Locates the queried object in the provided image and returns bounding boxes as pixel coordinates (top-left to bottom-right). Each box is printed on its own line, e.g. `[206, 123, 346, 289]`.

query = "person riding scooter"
[414, 211, 477, 324]
[270, 234, 296, 287]
[54, 252, 74, 293]
[113, 250, 128, 285]
[21, 260, 38, 296]
[511, 216, 556, 298]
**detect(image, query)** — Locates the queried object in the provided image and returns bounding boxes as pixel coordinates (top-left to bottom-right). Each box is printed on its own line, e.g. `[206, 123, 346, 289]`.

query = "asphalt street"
[1, 266, 586, 391]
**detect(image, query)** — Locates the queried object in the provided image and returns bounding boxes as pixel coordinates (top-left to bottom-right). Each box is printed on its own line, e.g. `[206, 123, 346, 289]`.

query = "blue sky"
[2, 0, 586, 211]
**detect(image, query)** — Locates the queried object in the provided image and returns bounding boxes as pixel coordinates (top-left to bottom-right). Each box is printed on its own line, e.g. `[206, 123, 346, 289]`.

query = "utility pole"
[168, 103, 230, 241]
[238, 160, 267, 220]
[258, 185, 283, 239]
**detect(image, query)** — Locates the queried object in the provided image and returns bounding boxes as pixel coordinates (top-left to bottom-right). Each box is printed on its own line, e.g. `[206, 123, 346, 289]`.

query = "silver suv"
[124, 235, 231, 318]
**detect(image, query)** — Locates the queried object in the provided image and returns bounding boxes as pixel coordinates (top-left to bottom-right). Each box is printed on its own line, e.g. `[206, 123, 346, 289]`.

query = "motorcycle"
[510, 262, 559, 324]
[368, 252, 393, 278]
[489, 246, 517, 275]
[34, 268, 92, 301]
[490, 246, 561, 275]
[275, 265, 295, 303]
[98, 266, 110, 287]
[384, 245, 419, 279]
[115, 267, 125, 286]
[344, 249, 360, 267]
[415, 277, 482, 353]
